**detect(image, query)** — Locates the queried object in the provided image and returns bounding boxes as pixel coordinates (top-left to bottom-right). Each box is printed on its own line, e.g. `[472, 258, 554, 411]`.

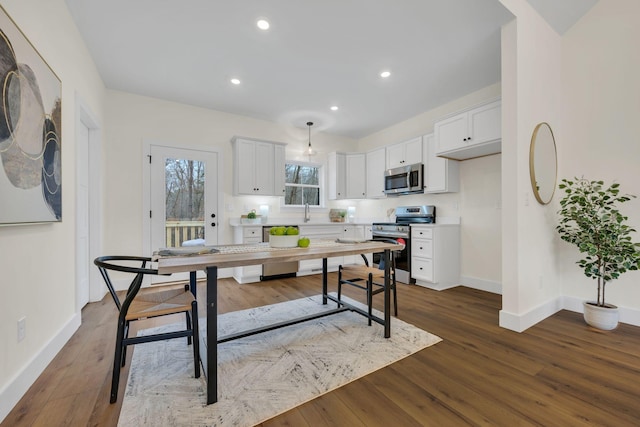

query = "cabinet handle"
[419, 267, 423, 270]
[211, 222, 216, 227]
[211, 213, 216, 218]
[420, 247, 423, 250]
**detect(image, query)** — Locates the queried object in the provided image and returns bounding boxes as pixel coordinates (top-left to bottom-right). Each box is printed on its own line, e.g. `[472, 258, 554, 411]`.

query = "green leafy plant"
[247, 210, 256, 219]
[556, 178, 640, 307]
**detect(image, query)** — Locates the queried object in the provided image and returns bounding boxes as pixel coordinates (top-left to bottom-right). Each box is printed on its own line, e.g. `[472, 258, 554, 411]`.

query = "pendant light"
[306, 121, 316, 156]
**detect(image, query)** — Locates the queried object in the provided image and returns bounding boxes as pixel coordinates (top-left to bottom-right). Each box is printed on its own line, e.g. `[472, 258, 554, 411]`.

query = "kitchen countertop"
[229, 219, 374, 227]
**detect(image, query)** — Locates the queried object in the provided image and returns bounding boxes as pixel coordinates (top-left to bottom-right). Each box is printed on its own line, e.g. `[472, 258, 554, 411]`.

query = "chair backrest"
[355, 239, 398, 271]
[94, 256, 159, 313]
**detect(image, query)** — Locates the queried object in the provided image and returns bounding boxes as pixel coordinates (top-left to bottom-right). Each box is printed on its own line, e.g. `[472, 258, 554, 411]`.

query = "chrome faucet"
[304, 203, 310, 223]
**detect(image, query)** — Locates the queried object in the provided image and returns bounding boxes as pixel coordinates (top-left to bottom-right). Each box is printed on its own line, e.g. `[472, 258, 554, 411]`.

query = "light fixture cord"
[307, 121, 313, 153]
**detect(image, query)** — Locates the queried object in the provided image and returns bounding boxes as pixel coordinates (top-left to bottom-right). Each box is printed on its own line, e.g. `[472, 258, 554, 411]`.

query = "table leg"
[384, 249, 390, 338]
[206, 266, 218, 404]
[189, 271, 197, 297]
[322, 258, 328, 304]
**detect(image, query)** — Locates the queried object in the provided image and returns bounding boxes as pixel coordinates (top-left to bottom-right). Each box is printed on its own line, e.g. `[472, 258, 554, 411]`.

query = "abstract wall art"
[0, 6, 62, 225]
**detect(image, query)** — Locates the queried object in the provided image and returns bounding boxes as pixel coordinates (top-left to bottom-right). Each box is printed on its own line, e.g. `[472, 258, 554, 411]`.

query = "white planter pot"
[583, 301, 619, 330]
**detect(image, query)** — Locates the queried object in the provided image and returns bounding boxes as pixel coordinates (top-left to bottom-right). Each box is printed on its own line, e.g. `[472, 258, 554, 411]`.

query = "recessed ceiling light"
[330, 106, 339, 111]
[257, 19, 270, 30]
[230, 78, 241, 85]
[380, 71, 391, 78]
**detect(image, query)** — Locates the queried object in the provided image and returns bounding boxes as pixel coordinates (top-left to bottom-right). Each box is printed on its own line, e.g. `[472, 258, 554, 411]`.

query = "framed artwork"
[0, 6, 62, 225]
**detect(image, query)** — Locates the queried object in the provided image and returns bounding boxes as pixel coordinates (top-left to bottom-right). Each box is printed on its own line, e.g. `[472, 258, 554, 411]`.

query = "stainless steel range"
[372, 205, 436, 284]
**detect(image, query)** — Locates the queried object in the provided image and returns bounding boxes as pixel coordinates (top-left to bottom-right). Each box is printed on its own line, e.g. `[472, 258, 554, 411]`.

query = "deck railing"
[165, 221, 205, 247]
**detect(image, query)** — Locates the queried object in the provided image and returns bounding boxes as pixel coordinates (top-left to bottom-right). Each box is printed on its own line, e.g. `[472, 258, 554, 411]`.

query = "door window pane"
[165, 158, 205, 247]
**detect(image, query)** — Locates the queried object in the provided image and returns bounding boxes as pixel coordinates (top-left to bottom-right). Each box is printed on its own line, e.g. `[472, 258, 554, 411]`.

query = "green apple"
[274, 227, 286, 235]
[285, 226, 299, 235]
[298, 237, 310, 248]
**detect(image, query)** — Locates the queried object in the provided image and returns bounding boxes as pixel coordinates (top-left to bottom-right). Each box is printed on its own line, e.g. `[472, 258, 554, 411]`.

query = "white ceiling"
[64, 0, 595, 139]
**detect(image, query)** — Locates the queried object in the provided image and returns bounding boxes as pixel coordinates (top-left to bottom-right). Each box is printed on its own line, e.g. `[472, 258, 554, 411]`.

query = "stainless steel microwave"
[384, 163, 424, 195]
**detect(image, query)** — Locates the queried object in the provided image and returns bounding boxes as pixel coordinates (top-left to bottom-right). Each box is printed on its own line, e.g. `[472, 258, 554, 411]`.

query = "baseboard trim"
[459, 276, 502, 294]
[500, 296, 640, 333]
[499, 296, 564, 332]
[0, 312, 81, 423]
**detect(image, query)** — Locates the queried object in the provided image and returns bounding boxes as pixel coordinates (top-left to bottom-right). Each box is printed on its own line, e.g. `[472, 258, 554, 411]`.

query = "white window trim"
[281, 160, 326, 209]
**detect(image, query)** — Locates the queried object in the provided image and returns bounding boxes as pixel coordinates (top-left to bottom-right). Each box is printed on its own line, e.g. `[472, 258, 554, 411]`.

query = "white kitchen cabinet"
[411, 225, 460, 290]
[232, 226, 264, 283]
[329, 152, 365, 200]
[328, 152, 346, 200]
[297, 225, 343, 274]
[423, 133, 459, 193]
[365, 147, 386, 199]
[232, 137, 286, 196]
[434, 99, 501, 160]
[386, 136, 423, 169]
[346, 153, 366, 199]
[273, 144, 286, 197]
[341, 225, 366, 265]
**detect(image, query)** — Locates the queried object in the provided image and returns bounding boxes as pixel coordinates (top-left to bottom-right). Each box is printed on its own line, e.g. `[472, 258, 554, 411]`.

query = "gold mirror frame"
[529, 122, 557, 205]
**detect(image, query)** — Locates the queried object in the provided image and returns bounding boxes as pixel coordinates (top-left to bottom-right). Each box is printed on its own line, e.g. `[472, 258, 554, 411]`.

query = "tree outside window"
[285, 162, 321, 206]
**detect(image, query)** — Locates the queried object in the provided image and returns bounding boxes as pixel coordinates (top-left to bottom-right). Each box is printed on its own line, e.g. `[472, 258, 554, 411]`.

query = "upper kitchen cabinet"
[365, 147, 386, 199]
[328, 152, 366, 200]
[423, 134, 459, 193]
[273, 144, 286, 196]
[386, 136, 423, 169]
[345, 153, 366, 199]
[232, 137, 287, 196]
[328, 152, 346, 200]
[434, 99, 501, 160]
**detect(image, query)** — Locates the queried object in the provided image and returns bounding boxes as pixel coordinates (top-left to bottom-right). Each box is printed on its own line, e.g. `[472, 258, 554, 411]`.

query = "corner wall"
[559, 0, 640, 325]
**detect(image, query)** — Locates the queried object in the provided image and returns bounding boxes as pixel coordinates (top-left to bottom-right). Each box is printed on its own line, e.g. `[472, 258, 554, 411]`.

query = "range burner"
[372, 205, 436, 236]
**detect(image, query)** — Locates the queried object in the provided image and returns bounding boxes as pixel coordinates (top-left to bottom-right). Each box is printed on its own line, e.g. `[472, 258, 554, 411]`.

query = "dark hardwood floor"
[3, 274, 640, 426]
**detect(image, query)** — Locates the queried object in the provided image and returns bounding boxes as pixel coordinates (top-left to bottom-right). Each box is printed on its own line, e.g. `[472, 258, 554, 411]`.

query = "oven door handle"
[372, 231, 409, 239]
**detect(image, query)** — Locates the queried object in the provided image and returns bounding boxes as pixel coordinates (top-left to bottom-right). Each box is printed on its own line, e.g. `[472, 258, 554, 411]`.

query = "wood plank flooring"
[3, 274, 640, 426]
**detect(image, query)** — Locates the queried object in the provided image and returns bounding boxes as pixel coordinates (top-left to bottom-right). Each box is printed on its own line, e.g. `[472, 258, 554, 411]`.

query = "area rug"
[118, 294, 442, 426]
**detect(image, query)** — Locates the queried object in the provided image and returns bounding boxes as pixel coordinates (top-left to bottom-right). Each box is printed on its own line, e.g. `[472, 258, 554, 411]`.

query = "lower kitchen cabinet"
[411, 225, 460, 290]
[232, 226, 263, 283]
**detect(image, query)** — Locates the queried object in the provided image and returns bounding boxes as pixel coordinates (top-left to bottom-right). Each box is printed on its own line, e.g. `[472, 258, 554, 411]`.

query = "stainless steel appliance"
[372, 205, 436, 284]
[261, 226, 299, 280]
[384, 163, 424, 196]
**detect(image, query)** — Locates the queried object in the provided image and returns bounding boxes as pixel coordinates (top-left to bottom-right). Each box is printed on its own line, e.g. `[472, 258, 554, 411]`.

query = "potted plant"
[556, 177, 640, 330]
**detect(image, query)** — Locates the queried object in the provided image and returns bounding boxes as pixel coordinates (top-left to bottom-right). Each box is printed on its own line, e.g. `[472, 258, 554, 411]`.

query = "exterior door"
[148, 145, 219, 283]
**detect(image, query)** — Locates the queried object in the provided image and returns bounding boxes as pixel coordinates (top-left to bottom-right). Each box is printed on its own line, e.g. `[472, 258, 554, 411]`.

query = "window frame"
[282, 160, 324, 208]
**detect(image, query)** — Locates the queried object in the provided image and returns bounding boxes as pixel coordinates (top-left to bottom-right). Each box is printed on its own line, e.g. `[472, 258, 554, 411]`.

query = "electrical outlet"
[17, 317, 26, 342]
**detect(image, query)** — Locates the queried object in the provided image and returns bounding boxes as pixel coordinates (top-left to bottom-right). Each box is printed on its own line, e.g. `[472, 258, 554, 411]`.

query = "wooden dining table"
[155, 238, 403, 404]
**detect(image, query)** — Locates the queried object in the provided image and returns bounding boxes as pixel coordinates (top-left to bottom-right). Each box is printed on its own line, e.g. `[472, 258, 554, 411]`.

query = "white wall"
[103, 90, 358, 257]
[0, 0, 106, 421]
[559, 0, 640, 323]
[498, 0, 564, 331]
[499, 0, 640, 331]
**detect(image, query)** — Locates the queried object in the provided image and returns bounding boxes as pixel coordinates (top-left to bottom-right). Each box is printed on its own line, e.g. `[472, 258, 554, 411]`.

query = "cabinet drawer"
[244, 227, 262, 239]
[413, 228, 433, 239]
[412, 238, 433, 258]
[412, 258, 433, 282]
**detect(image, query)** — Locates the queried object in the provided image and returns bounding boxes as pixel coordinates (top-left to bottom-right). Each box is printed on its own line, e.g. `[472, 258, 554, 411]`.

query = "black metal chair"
[337, 244, 398, 326]
[94, 255, 200, 403]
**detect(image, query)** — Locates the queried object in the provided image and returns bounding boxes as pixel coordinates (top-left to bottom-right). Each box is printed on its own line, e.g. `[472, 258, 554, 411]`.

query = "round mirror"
[529, 122, 557, 205]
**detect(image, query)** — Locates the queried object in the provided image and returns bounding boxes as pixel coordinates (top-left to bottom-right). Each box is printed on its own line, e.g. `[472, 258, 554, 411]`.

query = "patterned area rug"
[118, 294, 442, 426]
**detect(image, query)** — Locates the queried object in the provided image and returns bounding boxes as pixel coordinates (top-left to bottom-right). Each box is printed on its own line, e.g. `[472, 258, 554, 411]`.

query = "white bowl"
[269, 235, 299, 248]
